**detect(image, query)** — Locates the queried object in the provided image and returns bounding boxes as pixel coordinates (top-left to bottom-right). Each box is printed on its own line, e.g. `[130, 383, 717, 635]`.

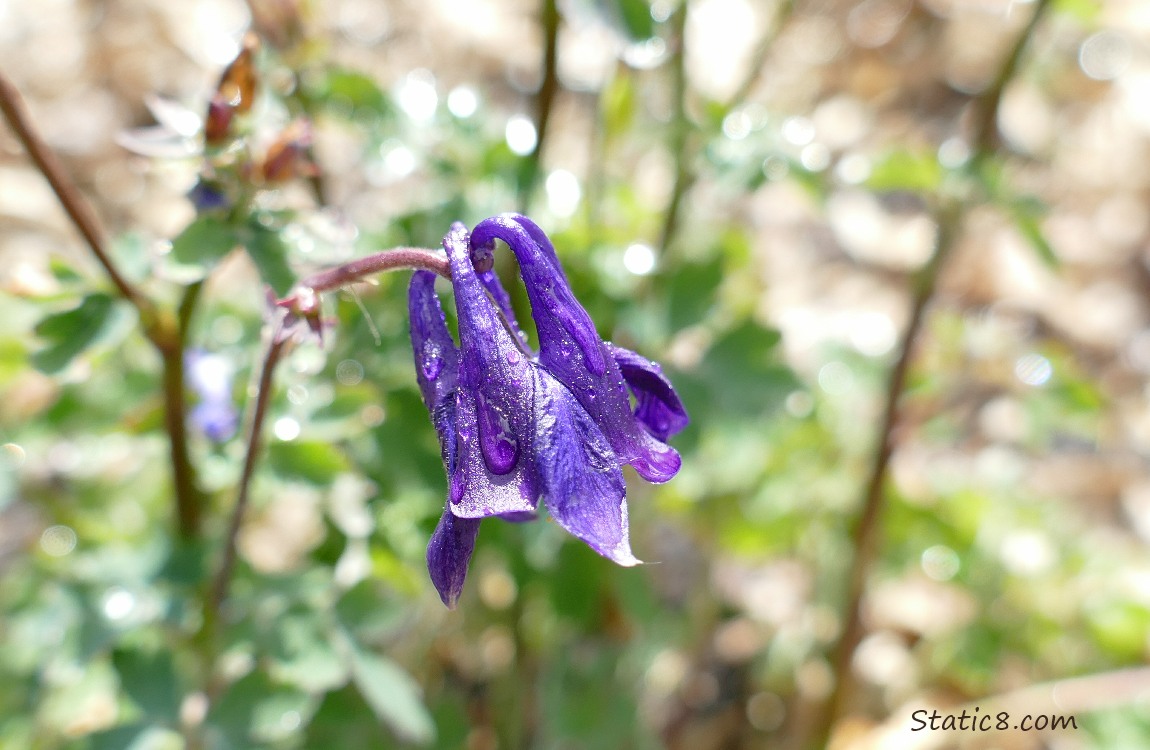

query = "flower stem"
[811, 1, 1050, 745]
[295, 247, 449, 295]
[209, 321, 289, 614]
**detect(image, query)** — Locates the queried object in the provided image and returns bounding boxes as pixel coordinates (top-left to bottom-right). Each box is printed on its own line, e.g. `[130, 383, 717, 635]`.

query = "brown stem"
[811, 1, 1050, 746]
[294, 247, 449, 296]
[818, 201, 961, 736]
[518, 0, 561, 212]
[208, 322, 288, 614]
[160, 343, 203, 539]
[0, 70, 148, 312]
[0, 69, 207, 538]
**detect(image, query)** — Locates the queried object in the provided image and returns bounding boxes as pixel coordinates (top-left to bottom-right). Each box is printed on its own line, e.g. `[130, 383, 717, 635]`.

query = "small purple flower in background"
[188, 180, 230, 213]
[410, 219, 688, 607]
[186, 349, 238, 443]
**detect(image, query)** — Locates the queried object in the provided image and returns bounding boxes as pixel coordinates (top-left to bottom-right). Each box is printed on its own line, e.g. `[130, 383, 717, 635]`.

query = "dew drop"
[477, 394, 518, 475]
[505, 349, 521, 365]
[422, 353, 444, 380]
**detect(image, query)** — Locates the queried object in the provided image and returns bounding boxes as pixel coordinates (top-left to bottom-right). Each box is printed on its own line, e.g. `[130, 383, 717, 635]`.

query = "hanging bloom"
[411, 221, 685, 607]
[469, 214, 688, 480]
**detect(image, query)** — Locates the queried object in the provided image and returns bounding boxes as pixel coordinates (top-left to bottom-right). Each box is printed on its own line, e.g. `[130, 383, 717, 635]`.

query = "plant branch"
[209, 320, 289, 614]
[656, 0, 691, 255]
[293, 247, 449, 296]
[0, 69, 208, 538]
[0, 70, 149, 312]
[518, 0, 561, 211]
[812, 1, 1050, 745]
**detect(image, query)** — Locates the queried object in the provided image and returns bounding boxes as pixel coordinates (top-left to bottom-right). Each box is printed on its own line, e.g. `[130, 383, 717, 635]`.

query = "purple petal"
[444, 223, 540, 518]
[534, 373, 638, 566]
[191, 401, 238, 442]
[426, 506, 481, 608]
[408, 270, 459, 412]
[470, 215, 682, 484]
[478, 267, 530, 352]
[606, 343, 689, 442]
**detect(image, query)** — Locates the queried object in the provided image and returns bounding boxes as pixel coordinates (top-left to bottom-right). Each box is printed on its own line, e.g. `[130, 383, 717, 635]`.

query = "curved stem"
[295, 247, 449, 295]
[208, 321, 288, 615]
[0, 70, 149, 313]
[811, 2, 1050, 746]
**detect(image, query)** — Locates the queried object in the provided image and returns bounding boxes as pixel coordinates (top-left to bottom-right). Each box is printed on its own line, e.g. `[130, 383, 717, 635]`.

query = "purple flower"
[186, 349, 238, 442]
[410, 219, 688, 607]
[470, 214, 688, 479]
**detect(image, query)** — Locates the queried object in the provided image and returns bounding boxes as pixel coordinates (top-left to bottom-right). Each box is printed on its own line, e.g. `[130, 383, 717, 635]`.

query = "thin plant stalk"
[0, 69, 206, 539]
[811, 2, 1051, 746]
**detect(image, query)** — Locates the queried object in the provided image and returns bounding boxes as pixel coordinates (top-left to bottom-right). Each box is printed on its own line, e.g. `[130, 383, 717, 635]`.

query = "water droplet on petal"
[422, 346, 444, 379]
[506, 349, 521, 365]
[477, 394, 518, 475]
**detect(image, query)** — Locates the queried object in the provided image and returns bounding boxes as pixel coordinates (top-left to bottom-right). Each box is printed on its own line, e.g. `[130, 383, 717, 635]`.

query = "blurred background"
[3, 0, 1150, 748]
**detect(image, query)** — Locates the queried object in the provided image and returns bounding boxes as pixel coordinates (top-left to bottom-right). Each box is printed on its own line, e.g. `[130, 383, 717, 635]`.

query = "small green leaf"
[601, 73, 637, 139]
[309, 68, 392, 119]
[348, 647, 435, 745]
[868, 150, 944, 192]
[208, 671, 318, 746]
[1010, 202, 1060, 270]
[88, 724, 182, 750]
[269, 615, 348, 693]
[601, 0, 655, 41]
[245, 222, 296, 296]
[667, 258, 723, 332]
[335, 580, 407, 642]
[171, 216, 240, 267]
[112, 649, 181, 723]
[267, 440, 350, 484]
[31, 294, 126, 374]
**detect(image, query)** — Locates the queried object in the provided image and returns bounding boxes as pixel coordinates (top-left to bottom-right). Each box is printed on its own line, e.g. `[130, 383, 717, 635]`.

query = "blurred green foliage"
[2, 0, 1149, 749]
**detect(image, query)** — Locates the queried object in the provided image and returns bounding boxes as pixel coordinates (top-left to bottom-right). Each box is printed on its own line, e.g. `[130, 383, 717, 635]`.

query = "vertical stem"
[161, 342, 203, 539]
[519, 0, 560, 211]
[657, 0, 691, 254]
[209, 323, 288, 614]
[810, 2, 1050, 746]
[819, 201, 960, 731]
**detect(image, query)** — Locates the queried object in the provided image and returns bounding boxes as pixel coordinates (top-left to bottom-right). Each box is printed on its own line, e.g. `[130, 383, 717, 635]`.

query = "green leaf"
[600, 73, 637, 139]
[607, 0, 655, 41]
[1010, 201, 1060, 270]
[268, 440, 350, 484]
[112, 649, 181, 722]
[269, 615, 348, 693]
[347, 647, 435, 745]
[309, 68, 392, 120]
[867, 150, 943, 192]
[208, 671, 318, 746]
[31, 293, 127, 374]
[88, 724, 182, 750]
[245, 221, 296, 296]
[171, 215, 240, 267]
[111, 232, 152, 282]
[335, 580, 407, 643]
[666, 258, 723, 332]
